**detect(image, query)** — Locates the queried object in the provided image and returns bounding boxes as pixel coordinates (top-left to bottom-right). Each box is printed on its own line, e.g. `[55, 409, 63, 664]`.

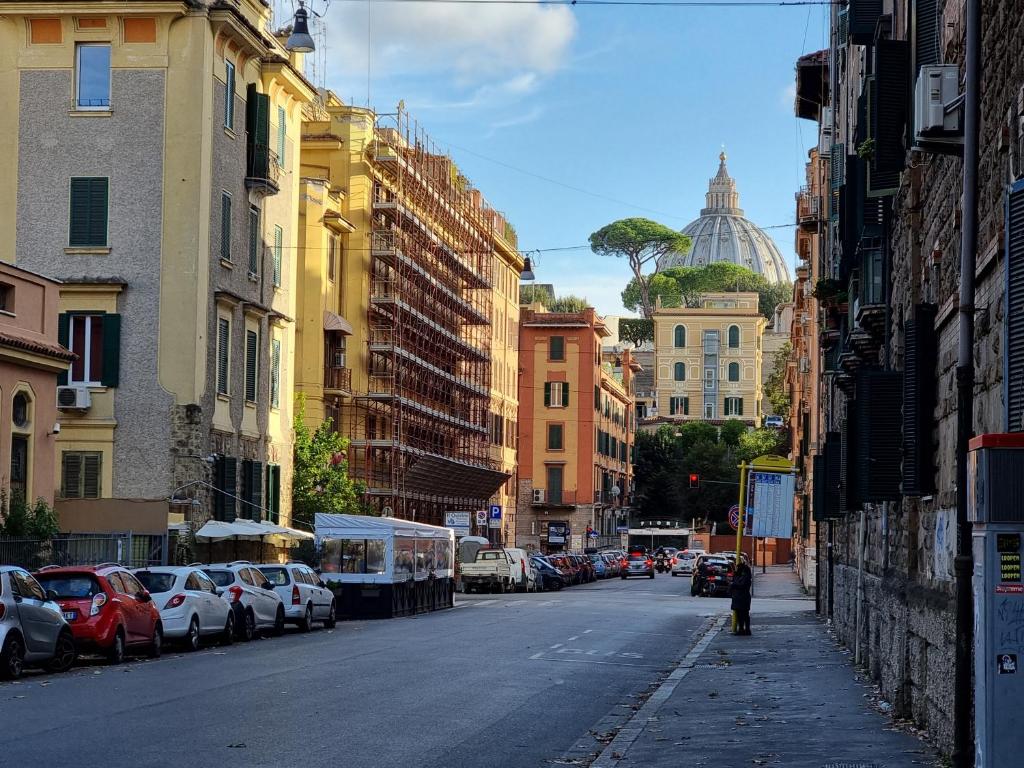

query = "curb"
[590, 614, 728, 768]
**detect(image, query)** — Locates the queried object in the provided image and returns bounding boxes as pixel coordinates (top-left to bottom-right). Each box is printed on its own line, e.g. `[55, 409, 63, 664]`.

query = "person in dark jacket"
[730, 562, 753, 635]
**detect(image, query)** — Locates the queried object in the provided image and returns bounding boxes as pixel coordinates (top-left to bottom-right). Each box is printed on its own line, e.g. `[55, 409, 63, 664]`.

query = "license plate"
[63, 611, 77, 621]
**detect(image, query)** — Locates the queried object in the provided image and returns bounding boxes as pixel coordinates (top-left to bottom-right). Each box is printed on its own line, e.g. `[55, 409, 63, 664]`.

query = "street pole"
[733, 461, 748, 634]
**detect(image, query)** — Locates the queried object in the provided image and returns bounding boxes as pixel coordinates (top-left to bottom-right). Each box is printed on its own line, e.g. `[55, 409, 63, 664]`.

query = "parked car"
[35, 564, 163, 663]
[530, 557, 564, 591]
[588, 553, 608, 579]
[601, 553, 621, 577]
[621, 552, 655, 579]
[203, 562, 285, 640]
[134, 566, 233, 651]
[548, 555, 579, 585]
[258, 562, 336, 631]
[691, 555, 733, 597]
[765, 415, 785, 429]
[0, 566, 77, 680]
[671, 550, 701, 577]
[571, 554, 595, 583]
[461, 549, 525, 594]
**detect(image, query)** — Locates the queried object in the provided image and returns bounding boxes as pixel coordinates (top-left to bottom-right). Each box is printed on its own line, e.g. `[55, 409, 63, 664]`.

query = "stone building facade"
[791, 0, 1024, 753]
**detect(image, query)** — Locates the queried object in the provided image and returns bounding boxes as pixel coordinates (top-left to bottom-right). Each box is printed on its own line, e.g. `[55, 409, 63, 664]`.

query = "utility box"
[969, 434, 1024, 766]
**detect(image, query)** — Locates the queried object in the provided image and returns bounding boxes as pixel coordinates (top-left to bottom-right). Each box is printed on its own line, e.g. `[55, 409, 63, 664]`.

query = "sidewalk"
[594, 567, 939, 768]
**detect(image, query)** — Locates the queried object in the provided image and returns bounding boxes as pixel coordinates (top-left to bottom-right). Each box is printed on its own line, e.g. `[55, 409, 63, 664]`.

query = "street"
[0, 574, 715, 768]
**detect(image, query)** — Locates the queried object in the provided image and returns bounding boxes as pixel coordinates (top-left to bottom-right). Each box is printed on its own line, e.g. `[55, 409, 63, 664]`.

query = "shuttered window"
[544, 381, 568, 408]
[246, 84, 271, 180]
[854, 370, 904, 502]
[272, 225, 283, 287]
[240, 459, 263, 521]
[69, 178, 108, 247]
[725, 397, 744, 416]
[248, 206, 260, 275]
[869, 40, 910, 195]
[728, 362, 740, 382]
[848, 0, 883, 44]
[813, 433, 844, 520]
[224, 60, 235, 129]
[728, 325, 740, 348]
[265, 464, 281, 523]
[594, 385, 601, 411]
[674, 325, 686, 347]
[245, 329, 259, 403]
[216, 318, 230, 396]
[277, 105, 287, 167]
[270, 338, 281, 408]
[214, 456, 237, 521]
[903, 304, 938, 493]
[547, 423, 563, 450]
[1006, 181, 1024, 431]
[61, 452, 101, 499]
[549, 335, 565, 361]
[327, 235, 338, 281]
[220, 192, 232, 262]
[669, 396, 688, 415]
[913, 0, 940, 73]
[61, 313, 120, 387]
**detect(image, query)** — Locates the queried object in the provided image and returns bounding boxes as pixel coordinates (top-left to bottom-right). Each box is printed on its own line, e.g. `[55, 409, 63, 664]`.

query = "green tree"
[292, 395, 365, 528]
[519, 284, 554, 308]
[764, 341, 792, 416]
[618, 318, 654, 347]
[620, 272, 684, 314]
[590, 218, 691, 318]
[0, 492, 59, 540]
[549, 294, 589, 313]
[736, 428, 785, 464]
[719, 419, 748, 447]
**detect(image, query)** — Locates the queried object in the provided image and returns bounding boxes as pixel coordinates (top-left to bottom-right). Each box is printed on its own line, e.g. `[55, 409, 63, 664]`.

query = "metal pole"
[855, 508, 865, 666]
[733, 461, 748, 633]
[953, 0, 980, 764]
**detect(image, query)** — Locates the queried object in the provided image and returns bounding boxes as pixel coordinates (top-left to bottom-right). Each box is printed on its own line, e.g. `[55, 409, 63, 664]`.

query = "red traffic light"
[689, 473, 700, 489]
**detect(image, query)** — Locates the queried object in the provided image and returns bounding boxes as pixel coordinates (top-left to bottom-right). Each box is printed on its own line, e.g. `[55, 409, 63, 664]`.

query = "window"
[674, 362, 686, 381]
[725, 397, 744, 416]
[10, 433, 28, 498]
[272, 225, 283, 287]
[491, 412, 504, 446]
[245, 329, 258, 403]
[594, 385, 601, 411]
[549, 335, 565, 361]
[12, 393, 29, 429]
[704, 401, 716, 419]
[669, 396, 688, 416]
[270, 338, 281, 408]
[120, 572, 144, 596]
[674, 325, 686, 348]
[76, 44, 110, 109]
[728, 325, 740, 348]
[546, 465, 564, 504]
[265, 464, 282, 523]
[220, 192, 232, 261]
[214, 455, 237, 521]
[547, 423, 564, 450]
[224, 60, 235, 129]
[240, 459, 263, 520]
[327, 235, 338, 281]
[277, 105, 287, 166]
[248, 206, 260, 276]
[217, 318, 230, 395]
[0, 282, 14, 313]
[704, 367, 716, 389]
[68, 314, 103, 384]
[728, 362, 740, 382]
[61, 451, 101, 498]
[544, 381, 568, 408]
[69, 177, 108, 247]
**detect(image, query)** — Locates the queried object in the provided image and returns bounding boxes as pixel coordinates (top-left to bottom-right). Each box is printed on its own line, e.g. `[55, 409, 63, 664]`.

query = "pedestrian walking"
[731, 561, 753, 635]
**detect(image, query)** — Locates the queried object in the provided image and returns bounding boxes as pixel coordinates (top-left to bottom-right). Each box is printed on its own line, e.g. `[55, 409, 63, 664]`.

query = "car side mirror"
[137, 591, 152, 603]
[262, 582, 274, 591]
[45, 589, 60, 602]
[318, 579, 326, 588]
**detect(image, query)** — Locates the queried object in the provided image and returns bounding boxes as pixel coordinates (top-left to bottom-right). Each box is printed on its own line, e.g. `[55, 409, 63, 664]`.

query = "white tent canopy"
[315, 513, 453, 542]
[194, 519, 313, 544]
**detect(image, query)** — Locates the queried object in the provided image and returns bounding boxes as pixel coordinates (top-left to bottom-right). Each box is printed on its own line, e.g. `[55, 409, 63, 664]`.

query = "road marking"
[473, 600, 498, 607]
[583, 629, 593, 634]
[505, 600, 528, 607]
[557, 648, 644, 659]
[550, 643, 564, 649]
[529, 656, 664, 669]
[566, 635, 579, 642]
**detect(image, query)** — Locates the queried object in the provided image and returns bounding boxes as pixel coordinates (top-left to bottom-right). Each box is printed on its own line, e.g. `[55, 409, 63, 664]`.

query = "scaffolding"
[342, 106, 509, 525]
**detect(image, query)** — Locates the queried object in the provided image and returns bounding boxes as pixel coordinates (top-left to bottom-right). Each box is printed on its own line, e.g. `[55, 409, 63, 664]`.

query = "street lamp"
[285, 1, 319, 53]
[520, 256, 536, 281]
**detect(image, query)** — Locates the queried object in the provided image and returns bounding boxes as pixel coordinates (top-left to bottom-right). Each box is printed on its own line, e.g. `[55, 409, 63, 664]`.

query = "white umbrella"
[194, 520, 265, 543]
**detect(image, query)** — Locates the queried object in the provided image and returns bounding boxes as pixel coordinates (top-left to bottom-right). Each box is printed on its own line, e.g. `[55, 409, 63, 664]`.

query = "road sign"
[444, 511, 471, 536]
[475, 510, 487, 526]
[615, 525, 629, 533]
[488, 504, 502, 529]
[728, 505, 753, 532]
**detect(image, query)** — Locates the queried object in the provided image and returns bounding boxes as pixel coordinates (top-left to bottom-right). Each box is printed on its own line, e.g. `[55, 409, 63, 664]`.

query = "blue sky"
[302, 0, 829, 316]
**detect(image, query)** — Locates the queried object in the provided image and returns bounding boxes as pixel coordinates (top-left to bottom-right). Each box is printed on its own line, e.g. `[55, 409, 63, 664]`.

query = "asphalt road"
[0, 572, 724, 768]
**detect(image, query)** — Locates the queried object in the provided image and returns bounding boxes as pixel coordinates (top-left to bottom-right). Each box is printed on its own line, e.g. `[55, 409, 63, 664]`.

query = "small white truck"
[461, 548, 531, 594]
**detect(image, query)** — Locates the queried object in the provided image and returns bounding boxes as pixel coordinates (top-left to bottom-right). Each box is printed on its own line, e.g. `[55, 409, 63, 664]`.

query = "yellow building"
[297, 96, 518, 528]
[0, 1, 313, 533]
[651, 292, 766, 426]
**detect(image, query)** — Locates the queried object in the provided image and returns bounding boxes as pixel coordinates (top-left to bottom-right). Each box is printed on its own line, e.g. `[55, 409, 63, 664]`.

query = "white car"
[671, 550, 704, 577]
[203, 562, 284, 640]
[134, 566, 233, 651]
[257, 562, 336, 631]
[765, 415, 785, 428]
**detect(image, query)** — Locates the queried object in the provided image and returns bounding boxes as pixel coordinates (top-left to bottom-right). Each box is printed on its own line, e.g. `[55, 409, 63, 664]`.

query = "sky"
[281, 0, 830, 316]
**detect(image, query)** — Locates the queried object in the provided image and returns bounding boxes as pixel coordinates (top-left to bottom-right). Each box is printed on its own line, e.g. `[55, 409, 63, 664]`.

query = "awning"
[402, 454, 510, 501]
[324, 310, 353, 335]
[194, 519, 315, 544]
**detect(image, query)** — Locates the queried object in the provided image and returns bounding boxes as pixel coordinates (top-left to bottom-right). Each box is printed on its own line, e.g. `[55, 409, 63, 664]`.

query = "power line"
[334, 0, 833, 6]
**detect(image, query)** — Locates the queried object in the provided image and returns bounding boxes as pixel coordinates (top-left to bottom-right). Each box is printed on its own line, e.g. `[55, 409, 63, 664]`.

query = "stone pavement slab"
[595, 569, 939, 768]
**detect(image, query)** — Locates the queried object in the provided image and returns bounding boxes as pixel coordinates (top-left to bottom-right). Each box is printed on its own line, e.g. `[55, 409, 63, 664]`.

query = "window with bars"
[270, 338, 281, 408]
[272, 225, 283, 287]
[217, 318, 230, 396]
[245, 329, 258, 403]
[61, 451, 101, 499]
[69, 177, 108, 248]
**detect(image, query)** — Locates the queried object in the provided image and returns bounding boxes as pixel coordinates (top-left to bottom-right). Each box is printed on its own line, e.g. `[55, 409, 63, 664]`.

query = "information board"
[749, 472, 795, 539]
[444, 511, 471, 537]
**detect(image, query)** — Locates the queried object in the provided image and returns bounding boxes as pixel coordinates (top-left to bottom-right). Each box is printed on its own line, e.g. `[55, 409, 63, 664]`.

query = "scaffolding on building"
[341, 106, 509, 526]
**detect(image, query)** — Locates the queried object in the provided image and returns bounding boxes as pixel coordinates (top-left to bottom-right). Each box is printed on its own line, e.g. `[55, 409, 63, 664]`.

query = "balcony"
[796, 187, 823, 231]
[531, 490, 581, 507]
[245, 146, 281, 197]
[324, 365, 352, 394]
[854, 247, 886, 339]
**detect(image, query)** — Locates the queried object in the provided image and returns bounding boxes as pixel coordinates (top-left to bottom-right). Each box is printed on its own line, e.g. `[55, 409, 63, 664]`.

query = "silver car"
[257, 563, 336, 632]
[1, 566, 77, 679]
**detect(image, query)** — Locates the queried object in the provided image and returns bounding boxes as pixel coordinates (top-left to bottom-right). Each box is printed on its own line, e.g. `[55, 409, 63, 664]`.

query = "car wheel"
[107, 628, 126, 665]
[620, 575, 627, 580]
[324, 601, 337, 629]
[220, 613, 235, 646]
[299, 603, 313, 633]
[185, 616, 201, 652]
[46, 630, 78, 673]
[241, 610, 256, 642]
[649, 573, 655, 579]
[272, 605, 285, 637]
[147, 625, 163, 659]
[0, 634, 25, 680]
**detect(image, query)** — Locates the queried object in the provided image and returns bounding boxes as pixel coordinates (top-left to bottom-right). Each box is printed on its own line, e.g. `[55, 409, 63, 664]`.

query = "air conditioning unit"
[915, 65, 961, 137]
[56, 385, 91, 411]
[333, 350, 346, 368]
[532, 489, 545, 504]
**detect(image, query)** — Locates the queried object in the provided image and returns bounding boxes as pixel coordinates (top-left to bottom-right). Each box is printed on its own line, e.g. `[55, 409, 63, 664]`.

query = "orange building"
[515, 306, 638, 552]
[0, 263, 73, 508]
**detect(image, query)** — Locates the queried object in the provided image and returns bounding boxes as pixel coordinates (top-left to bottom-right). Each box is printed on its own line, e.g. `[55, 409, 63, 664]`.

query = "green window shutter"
[684, 397, 689, 415]
[99, 313, 120, 387]
[224, 61, 235, 129]
[250, 461, 263, 521]
[562, 383, 569, 407]
[219, 456, 237, 522]
[594, 385, 600, 411]
[217, 318, 230, 395]
[543, 382, 551, 407]
[913, 0, 940, 72]
[57, 313, 70, 386]
[69, 177, 108, 247]
[273, 225, 283, 287]
[245, 329, 258, 402]
[669, 398, 676, 416]
[61, 452, 82, 498]
[738, 398, 744, 417]
[220, 193, 232, 261]
[549, 336, 564, 360]
[248, 206, 260, 275]
[246, 84, 271, 179]
[83, 453, 101, 498]
[277, 105, 286, 166]
[271, 338, 281, 407]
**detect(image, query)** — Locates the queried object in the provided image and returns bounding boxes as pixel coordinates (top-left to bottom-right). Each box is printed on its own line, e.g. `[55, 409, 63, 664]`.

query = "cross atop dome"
[703, 150, 742, 216]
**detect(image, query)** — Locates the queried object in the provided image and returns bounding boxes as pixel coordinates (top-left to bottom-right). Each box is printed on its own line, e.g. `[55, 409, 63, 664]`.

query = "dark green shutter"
[869, 40, 910, 196]
[250, 461, 263, 521]
[216, 456, 237, 522]
[220, 193, 232, 261]
[549, 336, 564, 360]
[100, 313, 120, 387]
[1006, 181, 1024, 431]
[854, 370, 904, 502]
[848, 0, 883, 44]
[913, 0, 940, 72]
[561, 384, 569, 408]
[684, 397, 689, 416]
[69, 178, 108, 247]
[544, 382, 551, 407]
[830, 144, 845, 190]
[903, 303, 938, 493]
[57, 313, 70, 385]
[245, 330, 258, 402]
[737, 398, 744, 417]
[246, 84, 271, 180]
[594, 385, 600, 410]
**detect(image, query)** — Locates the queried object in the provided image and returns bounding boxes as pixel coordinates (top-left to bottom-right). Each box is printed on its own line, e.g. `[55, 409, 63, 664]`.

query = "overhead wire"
[333, 0, 834, 6]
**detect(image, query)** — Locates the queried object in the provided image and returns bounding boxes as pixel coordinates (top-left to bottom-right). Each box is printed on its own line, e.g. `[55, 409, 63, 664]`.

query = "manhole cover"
[822, 763, 880, 768]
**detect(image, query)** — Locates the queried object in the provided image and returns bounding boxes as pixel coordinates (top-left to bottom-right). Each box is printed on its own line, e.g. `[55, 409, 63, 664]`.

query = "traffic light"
[689, 473, 700, 489]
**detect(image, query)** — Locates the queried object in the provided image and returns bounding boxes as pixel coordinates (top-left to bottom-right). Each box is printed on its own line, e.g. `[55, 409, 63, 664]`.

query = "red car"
[34, 564, 163, 663]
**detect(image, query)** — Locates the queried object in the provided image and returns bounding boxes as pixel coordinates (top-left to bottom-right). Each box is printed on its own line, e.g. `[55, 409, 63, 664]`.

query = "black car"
[690, 556, 733, 597]
[531, 557, 565, 591]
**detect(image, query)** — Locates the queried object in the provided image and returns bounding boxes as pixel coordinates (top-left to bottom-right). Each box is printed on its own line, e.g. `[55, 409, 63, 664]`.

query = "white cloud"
[780, 82, 797, 112]
[321, 1, 577, 84]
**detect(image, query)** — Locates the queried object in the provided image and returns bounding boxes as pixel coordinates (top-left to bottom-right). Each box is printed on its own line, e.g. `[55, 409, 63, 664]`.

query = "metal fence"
[0, 533, 167, 571]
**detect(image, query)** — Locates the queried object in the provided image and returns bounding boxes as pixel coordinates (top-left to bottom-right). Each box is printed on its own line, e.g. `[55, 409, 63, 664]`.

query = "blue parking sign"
[489, 504, 502, 520]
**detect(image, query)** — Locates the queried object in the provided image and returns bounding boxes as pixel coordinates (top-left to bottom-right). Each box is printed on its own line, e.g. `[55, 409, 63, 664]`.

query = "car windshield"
[259, 567, 290, 586]
[35, 574, 100, 599]
[135, 572, 176, 594]
[588, 555, 602, 562]
[204, 570, 234, 587]
[629, 554, 647, 562]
